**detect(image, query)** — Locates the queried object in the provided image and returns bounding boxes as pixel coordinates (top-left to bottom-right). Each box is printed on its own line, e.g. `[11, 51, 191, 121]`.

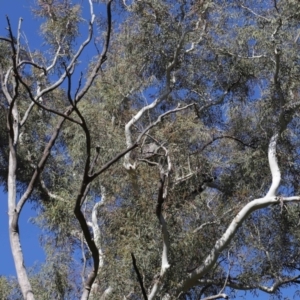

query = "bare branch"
[198, 275, 300, 294]
[137, 103, 195, 144]
[148, 173, 171, 300]
[20, 101, 35, 127]
[89, 187, 112, 299]
[5, 15, 35, 300]
[131, 253, 148, 300]
[39, 177, 69, 203]
[273, 46, 281, 85]
[218, 49, 266, 59]
[175, 125, 297, 294]
[0, 36, 14, 43]
[16, 18, 22, 64]
[177, 193, 300, 295]
[190, 134, 257, 156]
[185, 19, 207, 53]
[201, 294, 228, 300]
[17, 60, 46, 74]
[71, 3, 113, 299]
[90, 143, 138, 180]
[265, 133, 280, 197]
[74, 0, 112, 103]
[124, 31, 189, 170]
[240, 5, 271, 22]
[193, 207, 237, 233]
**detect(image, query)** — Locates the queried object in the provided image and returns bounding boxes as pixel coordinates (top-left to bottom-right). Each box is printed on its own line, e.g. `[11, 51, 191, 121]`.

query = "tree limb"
[175, 129, 296, 294]
[148, 172, 171, 300]
[131, 253, 148, 300]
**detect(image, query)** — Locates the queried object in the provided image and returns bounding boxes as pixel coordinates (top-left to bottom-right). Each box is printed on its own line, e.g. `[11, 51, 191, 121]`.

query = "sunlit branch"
[193, 221, 219, 233]
[175, 124, 298, 294]
[2, 66, 13, 103]
[201, 294, 228, 300]
[124, 90, 171, 169]
[137, 103, 195, 143]
[294, 30, 300, 43]
[80, 204, 88, 286]
[124, 31, 190, 170]
[122, 0, 132, 11]
[177, 193, 300, 294]
[80, 234, 87, 286]
[185, 19, 207, 53]
[265, 133, 280, 197]
[20, 101, 35, 127]
[99, 287, 113, 300]
[6, 19, 21, 144]
[39, 177, 69, 203]
[4, 15, 35, 300]
[126, 103, 194, 170]
[44, 45, 62, 74]
[240, 5, 271, 22]
[218, 49, 266, 59]
[16, 18, 22, 64]
[88, 186, 112, 299]
[148, 173, 171, 300]
[219, 251, 232, 296]
[198, 274, 300, 293]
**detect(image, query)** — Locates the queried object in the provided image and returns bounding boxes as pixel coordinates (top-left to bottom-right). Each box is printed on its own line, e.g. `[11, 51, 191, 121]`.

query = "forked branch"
[175, 127, 299, 295]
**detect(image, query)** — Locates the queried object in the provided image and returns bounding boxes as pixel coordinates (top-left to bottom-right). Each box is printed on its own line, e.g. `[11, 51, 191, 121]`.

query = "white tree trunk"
[8, 112, 35, 300]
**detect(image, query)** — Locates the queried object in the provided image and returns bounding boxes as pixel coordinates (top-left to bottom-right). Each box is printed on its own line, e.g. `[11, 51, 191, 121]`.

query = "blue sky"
[0, 1, 299, 299]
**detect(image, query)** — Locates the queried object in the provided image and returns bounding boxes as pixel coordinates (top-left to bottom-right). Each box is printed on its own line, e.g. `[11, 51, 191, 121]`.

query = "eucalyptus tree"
[1, 0, 300, 299]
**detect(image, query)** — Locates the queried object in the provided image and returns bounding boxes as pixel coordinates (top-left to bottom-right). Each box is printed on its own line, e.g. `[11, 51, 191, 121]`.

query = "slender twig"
[90, 143, 138, 180]
[190, 134, 257, 156]
[240, 5, 271, 22]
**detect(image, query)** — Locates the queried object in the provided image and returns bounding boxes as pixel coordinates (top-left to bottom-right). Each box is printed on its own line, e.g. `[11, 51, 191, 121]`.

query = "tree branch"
[148, 172, 171, 300]
[201, 294, 228, 300]
[131, 253, 148, 300]
[124, 31, 189, 170]
[240, 5, 271, 22]
[198, 275, 300, 294]
[175, 129, 297, 295]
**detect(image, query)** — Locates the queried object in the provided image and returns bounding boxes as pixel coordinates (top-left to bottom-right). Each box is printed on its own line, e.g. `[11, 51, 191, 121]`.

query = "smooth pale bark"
[7, 104, 35, 299]
[148, 151, 172, 300]
[175, 129, 296, 295]
[123, 32, 189, 170]
[89, 187, 113, 299]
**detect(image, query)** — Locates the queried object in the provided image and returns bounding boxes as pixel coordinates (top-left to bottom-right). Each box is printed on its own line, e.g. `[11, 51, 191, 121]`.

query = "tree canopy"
[1, 0, 300, 299]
